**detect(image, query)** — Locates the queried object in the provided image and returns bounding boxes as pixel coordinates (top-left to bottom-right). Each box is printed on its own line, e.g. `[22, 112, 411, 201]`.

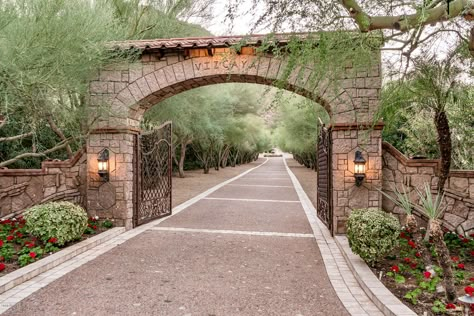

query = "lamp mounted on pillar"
[354, 150, 366, 187]
[97, 149, 109, 182]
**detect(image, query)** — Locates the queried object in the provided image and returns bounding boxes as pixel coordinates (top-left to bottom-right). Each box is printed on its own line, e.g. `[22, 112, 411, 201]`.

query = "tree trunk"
[215, 147, 222, 171]
[406, 214, 434, 273]
[221, 146, 230, 168]
[222, 148, 229, 168]
[434, 110, 451, 192]
[431, 219, 456, 302]
[178, 141, 187, 178]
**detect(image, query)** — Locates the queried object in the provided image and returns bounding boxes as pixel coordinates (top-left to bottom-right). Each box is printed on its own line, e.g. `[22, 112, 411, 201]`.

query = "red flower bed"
[372, 228, 474, 315]
[0, 216, 112, 276]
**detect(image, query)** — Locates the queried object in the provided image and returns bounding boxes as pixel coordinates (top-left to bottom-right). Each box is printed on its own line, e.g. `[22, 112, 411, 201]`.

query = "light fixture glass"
[97, 149, 109, 181]
[354, 150, 366, 187]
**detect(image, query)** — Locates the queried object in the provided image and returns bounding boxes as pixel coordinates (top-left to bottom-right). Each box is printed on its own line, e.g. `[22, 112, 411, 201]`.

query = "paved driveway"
[3, 158, 362, 315]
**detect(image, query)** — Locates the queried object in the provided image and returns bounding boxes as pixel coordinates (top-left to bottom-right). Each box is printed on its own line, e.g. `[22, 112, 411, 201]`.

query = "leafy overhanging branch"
[340, 0, 474, 32]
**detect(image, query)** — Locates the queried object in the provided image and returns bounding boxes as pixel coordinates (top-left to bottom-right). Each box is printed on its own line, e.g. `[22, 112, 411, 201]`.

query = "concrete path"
[2, 157, 382, 315]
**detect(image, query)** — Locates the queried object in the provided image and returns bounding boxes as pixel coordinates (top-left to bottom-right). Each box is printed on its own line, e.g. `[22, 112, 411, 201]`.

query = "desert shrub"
[24, 201, 88, 246]
[347, 208, 401, 266]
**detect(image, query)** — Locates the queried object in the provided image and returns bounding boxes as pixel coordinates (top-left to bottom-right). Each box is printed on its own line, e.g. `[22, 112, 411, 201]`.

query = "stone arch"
[86, 35, 383, 232]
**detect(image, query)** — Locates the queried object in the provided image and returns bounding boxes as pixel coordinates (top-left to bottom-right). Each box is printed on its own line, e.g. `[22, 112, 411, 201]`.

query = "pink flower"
[408, 240, 416, 248]
[391, 265, 400, 273]
[410, 263, 417, 269]
[423, 271, 431, 279]
[6, 236, 13, 241]
[415, 252, 421, 258]
[452, 256, 460, 262]
[29, 252, 36, 259]
[404, 257, 411, 263]
[458, 263, 465, 270]
[0, 263, 5, 272]
[48, 237, 58, 244]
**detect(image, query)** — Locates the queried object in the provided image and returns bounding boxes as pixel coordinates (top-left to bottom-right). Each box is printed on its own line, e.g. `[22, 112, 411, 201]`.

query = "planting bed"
[0, 216, 112, 276]
[372, 228, 474, 315]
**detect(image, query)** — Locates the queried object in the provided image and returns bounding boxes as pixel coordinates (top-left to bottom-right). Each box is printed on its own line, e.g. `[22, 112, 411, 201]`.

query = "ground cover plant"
[374, 227, 474, 315]
[0, 202, 113, 276]
[348, 184, 474, 315]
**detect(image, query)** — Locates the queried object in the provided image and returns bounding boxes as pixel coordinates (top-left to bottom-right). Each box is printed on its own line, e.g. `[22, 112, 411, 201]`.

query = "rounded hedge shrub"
[24, 201, 88, 246]
[347, 208, 400, 266]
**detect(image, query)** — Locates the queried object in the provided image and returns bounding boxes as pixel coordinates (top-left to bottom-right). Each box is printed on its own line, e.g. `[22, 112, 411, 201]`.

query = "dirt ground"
[285, 158, 318, 207]
[172, 159, 264, 207]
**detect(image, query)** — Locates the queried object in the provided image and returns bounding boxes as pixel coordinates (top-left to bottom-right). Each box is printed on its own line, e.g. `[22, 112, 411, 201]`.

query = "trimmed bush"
[347, 208, 400, 266]
[24, 201, 88, 246]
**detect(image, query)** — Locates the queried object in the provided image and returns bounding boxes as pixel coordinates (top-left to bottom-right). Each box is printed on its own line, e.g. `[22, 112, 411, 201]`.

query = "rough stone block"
[449, 177, 469, 193]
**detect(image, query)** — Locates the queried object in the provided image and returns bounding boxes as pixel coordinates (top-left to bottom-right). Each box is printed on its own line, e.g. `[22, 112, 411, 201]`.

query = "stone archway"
[86, 34, 383, 233]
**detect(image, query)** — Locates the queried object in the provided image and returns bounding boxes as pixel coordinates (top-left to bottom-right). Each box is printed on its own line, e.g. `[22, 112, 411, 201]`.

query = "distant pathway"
[2, 157, 382, 315]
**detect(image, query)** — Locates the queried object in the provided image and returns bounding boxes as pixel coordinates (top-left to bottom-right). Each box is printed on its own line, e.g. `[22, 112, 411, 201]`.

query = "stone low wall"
[382, 142, 474, 234]
[0, 150, 87, 218]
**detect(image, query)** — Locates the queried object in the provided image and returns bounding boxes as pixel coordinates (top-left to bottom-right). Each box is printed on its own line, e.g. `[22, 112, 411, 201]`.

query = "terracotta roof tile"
[109, 33, 311, 51]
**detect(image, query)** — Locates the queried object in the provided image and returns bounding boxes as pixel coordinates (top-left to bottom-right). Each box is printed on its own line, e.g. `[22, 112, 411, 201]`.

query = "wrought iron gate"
[134, 121, 172, 227]
[316, 125, 333, 235]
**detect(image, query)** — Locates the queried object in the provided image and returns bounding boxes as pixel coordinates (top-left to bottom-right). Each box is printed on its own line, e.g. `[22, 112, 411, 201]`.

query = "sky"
[203, 0, 268, 36]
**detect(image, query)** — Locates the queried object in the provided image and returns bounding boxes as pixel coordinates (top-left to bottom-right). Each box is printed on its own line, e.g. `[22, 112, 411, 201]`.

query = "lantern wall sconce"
[97, 149, 109, 182]
[354, 150, 366, 187]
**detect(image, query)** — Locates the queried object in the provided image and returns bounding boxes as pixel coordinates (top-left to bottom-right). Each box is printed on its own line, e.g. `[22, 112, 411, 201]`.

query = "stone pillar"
[331, 123, 384, 234]
[86, 129, 137, 229]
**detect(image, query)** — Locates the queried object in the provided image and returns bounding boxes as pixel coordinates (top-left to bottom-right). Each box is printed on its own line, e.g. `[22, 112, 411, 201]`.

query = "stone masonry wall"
[382, 142, 474, 235]
[86, 130, 136, 229]
[0, 150, 87, 218]
[332, 124, 383, 234]
[88, 45, 383, 230]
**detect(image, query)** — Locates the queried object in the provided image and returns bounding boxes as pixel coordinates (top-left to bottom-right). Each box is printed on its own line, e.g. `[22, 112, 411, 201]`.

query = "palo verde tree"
[273, 95, 329, 169]
[144, 83, 272, 176]
[227, 0, 474, 70]
[0, 0, 211, 169]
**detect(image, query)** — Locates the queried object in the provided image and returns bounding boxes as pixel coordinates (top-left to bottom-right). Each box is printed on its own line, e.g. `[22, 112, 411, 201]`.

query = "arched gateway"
[86, 34, 383, 233]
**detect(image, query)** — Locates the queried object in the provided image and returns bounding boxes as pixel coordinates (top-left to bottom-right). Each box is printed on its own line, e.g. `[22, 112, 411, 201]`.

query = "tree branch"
[340, 0, 473, 32]
[46, 115, 73, 159]
[0, 139, 72, 168]
[0, 132, 34, 143]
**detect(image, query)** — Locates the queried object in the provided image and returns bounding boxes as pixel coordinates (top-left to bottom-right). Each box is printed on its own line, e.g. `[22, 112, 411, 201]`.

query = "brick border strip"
[335, 236, 416, 316]
[0, 227, 125, 295]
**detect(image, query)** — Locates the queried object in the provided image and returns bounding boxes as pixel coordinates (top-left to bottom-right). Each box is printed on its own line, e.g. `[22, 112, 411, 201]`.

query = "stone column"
[331, 123, 383, 234]
[86, 129, 138, 229]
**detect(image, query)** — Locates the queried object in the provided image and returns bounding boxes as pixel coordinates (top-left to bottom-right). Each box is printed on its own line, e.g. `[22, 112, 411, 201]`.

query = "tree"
[273, 94, 329, 168]
[227, 0, 474, 69]
[0, 0, 212, 168]
[144, 83, 272, 176]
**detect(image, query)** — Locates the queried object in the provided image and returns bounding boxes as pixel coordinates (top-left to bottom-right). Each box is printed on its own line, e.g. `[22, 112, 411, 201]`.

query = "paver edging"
[335, 235, 417, 316]
[0, 227, 125, 295]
